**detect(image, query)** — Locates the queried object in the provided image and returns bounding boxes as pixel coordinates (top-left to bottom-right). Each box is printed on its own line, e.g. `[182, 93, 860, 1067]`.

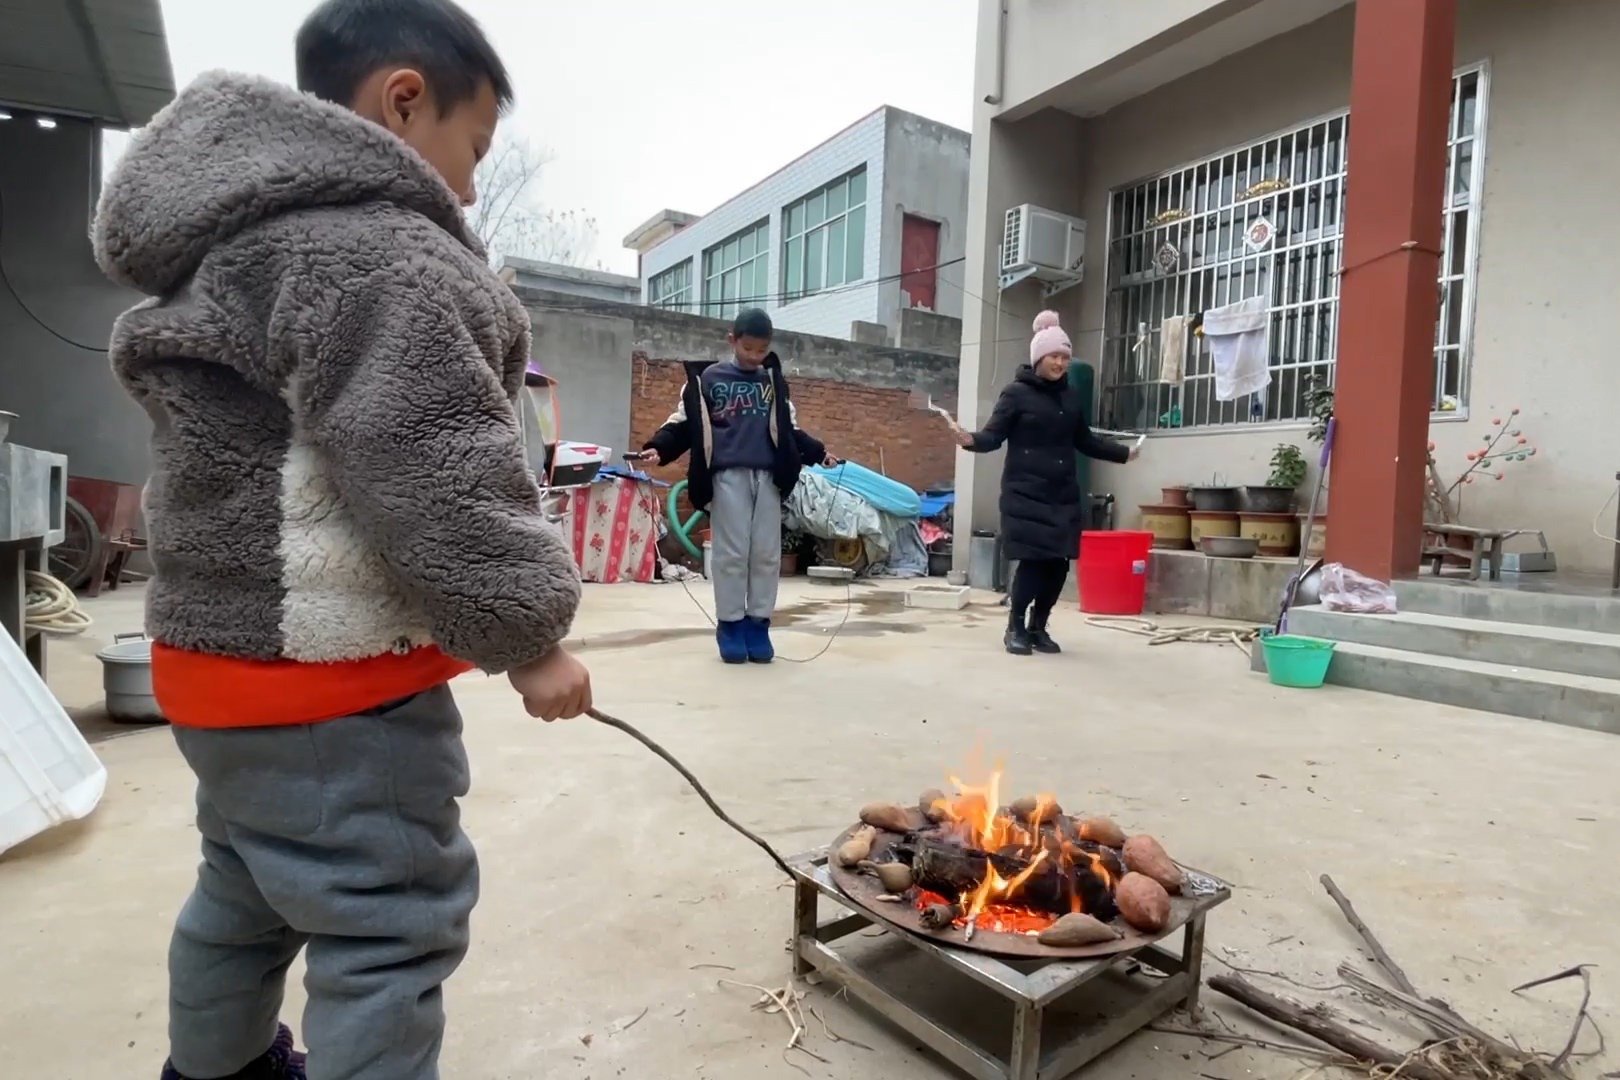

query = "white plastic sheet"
[1319, 562, 1399, 615]
[0, 631, 107, 855]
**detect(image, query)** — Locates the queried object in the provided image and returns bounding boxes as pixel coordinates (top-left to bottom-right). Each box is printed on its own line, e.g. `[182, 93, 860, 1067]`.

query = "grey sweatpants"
[710, 468, 781, 622]
[167, 686, 477, 1080]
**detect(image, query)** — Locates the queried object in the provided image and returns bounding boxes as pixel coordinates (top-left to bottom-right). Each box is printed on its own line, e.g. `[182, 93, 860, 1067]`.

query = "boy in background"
[93, 1, 590, 1076]
[634, 309, 834, 663]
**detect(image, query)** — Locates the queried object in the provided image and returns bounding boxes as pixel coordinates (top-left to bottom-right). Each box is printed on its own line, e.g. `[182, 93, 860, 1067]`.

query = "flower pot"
[780, 550, 800, 577]
[1241, 485, 1297, 514]
[1299, 515, 1328, 560]
[1188, 486, 1240, 513]
[1159, 485, 1191, 508]
[1138, 504, 1192, 550]
[1187, 510, 1239, 547]
[1239, 511, 1300, 557]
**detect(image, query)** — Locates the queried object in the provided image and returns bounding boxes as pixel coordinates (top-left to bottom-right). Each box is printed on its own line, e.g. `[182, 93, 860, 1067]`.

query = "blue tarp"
[917, 491, 956, 519]
[807, 461, 921, 518]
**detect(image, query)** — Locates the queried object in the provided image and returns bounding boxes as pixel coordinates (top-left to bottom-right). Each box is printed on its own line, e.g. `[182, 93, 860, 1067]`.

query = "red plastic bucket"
[1077, 530, 1154, 615]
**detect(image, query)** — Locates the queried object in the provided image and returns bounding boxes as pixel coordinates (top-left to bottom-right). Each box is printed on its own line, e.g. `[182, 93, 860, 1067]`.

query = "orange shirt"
[153, 642, 475, 728]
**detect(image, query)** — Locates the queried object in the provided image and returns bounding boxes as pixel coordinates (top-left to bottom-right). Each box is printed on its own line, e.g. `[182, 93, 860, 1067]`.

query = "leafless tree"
[470, 136, 600, 268]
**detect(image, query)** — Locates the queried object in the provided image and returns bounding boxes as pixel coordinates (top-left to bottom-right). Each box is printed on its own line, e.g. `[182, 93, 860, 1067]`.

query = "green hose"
[667, 480, 707, 560]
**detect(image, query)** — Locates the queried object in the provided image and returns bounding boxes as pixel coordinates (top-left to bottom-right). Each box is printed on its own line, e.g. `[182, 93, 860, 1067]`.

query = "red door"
[900, 214, 941, 311]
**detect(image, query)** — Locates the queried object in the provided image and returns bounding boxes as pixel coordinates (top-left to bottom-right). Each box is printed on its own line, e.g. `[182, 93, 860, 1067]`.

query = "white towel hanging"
[1204, 296, 1270, 401]
[1158, 315, 1188, 385]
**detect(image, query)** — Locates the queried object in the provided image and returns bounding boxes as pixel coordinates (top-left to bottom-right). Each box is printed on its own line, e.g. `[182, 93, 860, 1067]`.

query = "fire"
[914, 755, 1110, 935]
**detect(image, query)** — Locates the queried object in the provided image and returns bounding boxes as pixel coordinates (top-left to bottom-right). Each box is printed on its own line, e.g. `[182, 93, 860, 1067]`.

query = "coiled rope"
[24, 571, 92, 635]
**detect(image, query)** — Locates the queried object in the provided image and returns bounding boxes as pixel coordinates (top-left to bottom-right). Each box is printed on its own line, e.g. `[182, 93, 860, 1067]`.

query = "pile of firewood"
[1187, 874, 1603, 1079]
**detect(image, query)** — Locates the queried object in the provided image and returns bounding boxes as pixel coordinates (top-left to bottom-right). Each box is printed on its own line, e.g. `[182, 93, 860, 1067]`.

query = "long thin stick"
[1318, 874, 1420, 998]
[588, 707, 796, 878]
[1207, 974, 1448, 1080]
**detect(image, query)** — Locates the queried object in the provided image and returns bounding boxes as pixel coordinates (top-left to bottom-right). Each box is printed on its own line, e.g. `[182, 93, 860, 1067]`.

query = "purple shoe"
[161, 1024, 306, 1080]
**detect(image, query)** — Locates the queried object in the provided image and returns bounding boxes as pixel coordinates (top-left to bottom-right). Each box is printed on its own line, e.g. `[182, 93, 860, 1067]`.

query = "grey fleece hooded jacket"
[94, 72, 579, 672]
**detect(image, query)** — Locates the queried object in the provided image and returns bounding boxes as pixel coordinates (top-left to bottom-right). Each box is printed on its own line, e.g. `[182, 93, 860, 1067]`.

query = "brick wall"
[630, 354, 959, 495]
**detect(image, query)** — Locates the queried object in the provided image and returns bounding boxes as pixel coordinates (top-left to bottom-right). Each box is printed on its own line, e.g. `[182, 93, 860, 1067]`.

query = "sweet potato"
[1076, 816, 1127, 848]
[835, 826, 879, 868]
[1122, 835, 1184, 894]
[859, 802, 912, 833]
[866, 862, 914, 893]
[1010, 795, 1063, 824]
[1115, 873, 1171, 933]
[918, 789, 950, 823]
[1036, 912, 1122, 947]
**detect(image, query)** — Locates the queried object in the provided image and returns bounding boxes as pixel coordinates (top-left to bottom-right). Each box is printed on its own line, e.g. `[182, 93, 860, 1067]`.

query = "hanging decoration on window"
[1244, 216, 1276, 254]
[1240, 178, 1290, 201]
[1147, 208, 1189, 228]
[1153, 241, 1181, 276]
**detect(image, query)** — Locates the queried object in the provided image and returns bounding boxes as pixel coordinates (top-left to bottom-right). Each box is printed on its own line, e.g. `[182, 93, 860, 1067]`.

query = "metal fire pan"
[827, 822, 1217, 961]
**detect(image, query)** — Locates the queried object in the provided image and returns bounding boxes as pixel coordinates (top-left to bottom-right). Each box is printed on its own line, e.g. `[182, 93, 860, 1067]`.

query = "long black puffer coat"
[966, 366, 1131, 561]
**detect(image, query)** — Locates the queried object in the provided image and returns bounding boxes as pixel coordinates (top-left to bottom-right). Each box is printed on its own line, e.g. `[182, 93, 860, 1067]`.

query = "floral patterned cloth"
[565, 476, 661, 584]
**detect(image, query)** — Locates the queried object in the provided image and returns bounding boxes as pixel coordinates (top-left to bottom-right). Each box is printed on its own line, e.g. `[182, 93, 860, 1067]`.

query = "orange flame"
[924, 750, 1098, 934]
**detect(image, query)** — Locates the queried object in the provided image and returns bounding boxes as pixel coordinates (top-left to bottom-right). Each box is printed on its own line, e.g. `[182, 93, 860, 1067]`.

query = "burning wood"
[847, 768, 1189, 944]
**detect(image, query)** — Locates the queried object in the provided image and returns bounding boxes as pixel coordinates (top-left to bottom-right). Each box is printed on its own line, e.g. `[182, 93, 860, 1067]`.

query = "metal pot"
[97, 632, 166, 724]
[1187, 486, 1240, 512]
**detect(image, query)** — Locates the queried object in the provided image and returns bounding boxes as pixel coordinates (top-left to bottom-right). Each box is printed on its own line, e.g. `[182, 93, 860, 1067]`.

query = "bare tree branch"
[470, 136, 601, 269]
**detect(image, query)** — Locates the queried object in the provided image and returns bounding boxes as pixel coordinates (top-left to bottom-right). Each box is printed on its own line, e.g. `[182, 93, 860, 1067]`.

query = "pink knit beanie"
[1029, 310, 1072, 364]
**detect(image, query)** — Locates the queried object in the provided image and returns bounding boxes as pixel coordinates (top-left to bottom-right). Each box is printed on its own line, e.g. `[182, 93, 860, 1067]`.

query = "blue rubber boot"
[744, 617, 775, 664]
[161, 1024, 306, 1079]
[716, 619, 749, 664]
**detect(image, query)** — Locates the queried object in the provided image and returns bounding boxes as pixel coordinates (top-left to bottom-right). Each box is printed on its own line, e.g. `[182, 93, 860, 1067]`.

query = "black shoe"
[1028, 629, 1061, 654]
[1004, 627, 1034, 655]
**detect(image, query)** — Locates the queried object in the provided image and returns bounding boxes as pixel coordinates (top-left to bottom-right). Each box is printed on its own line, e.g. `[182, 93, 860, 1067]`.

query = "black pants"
[1008, 558, 1069, 631]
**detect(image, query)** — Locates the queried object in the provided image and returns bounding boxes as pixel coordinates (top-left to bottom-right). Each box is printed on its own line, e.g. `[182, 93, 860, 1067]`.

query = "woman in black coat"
[955, 311, 1139, 655]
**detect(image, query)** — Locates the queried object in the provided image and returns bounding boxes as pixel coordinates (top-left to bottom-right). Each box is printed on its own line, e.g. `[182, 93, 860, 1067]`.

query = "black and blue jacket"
[643, 352, 827, 513]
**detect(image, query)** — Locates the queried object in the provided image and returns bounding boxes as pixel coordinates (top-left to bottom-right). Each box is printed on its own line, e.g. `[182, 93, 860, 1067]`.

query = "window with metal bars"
[1099, 66, 1487, 432]
[648, 259, 694, 312]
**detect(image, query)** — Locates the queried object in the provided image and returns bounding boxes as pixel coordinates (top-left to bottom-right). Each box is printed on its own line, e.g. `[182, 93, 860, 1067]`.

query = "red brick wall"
[629, 354, 959, 494]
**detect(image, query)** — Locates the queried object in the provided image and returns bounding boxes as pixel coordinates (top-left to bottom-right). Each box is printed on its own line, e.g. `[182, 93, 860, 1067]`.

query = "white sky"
[132, 0, 978, 274]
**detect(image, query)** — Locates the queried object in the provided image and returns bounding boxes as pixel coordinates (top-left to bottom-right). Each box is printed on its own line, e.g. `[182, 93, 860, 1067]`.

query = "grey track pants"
[167, 685, 478, 1080]
[709, 468, 781, 622]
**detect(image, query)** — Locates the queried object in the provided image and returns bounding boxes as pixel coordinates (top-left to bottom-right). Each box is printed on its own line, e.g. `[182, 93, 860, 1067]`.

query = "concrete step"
[1395, 578, 1620, 634]
[1286, 605, 1620, 680]
[1254, 640, 1620, 735]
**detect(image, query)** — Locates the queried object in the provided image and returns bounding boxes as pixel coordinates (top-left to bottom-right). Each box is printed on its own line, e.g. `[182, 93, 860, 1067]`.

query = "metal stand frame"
[789, 848, 1226, 1080]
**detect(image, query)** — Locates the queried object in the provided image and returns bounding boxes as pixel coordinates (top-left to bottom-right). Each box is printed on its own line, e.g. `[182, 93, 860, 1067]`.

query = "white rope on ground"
[1085, 615, 1258, 655]
[24, 570, 92, 635]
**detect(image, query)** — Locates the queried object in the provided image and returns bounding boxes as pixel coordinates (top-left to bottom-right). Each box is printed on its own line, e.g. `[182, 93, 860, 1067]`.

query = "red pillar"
[1326, 0, 1456, 581]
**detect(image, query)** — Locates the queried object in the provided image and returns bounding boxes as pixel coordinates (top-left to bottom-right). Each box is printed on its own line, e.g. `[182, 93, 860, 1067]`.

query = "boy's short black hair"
[732, 308, 774, 341]
[295, 0, 514, 114]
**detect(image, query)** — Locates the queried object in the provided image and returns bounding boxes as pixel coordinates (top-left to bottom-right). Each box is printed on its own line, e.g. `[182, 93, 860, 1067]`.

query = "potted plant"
[1241, 444, 1305, 514]
[781, 531, 805, 576]
[1187, 475, 1241, 513]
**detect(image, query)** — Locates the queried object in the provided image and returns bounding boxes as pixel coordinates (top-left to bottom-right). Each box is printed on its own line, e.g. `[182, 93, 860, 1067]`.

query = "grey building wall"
[877, 109, 972, 334]
[0, 116, 149, 485]
[526, 299, 635, 457]
[959, 0, 1620, 574]
[501, 257, 640, 304]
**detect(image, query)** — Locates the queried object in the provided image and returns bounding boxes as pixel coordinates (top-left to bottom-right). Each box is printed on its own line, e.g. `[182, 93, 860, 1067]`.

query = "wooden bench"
[1423, 522, 1510, 581]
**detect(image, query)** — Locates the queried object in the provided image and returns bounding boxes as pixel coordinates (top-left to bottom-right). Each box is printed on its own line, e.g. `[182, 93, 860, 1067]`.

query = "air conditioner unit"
[1000, 204, 1086, 293]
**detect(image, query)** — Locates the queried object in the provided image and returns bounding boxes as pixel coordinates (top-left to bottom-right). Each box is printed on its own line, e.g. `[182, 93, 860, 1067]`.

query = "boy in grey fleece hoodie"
[93, 2, 590, 1077]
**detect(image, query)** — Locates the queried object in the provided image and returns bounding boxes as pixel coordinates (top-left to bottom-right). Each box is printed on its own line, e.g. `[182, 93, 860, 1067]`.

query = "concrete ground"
[3, 580, 1617, 1079]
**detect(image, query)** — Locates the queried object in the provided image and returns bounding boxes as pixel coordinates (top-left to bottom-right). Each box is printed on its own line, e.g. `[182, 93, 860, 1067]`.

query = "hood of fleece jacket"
[94, 71, 484, 296]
